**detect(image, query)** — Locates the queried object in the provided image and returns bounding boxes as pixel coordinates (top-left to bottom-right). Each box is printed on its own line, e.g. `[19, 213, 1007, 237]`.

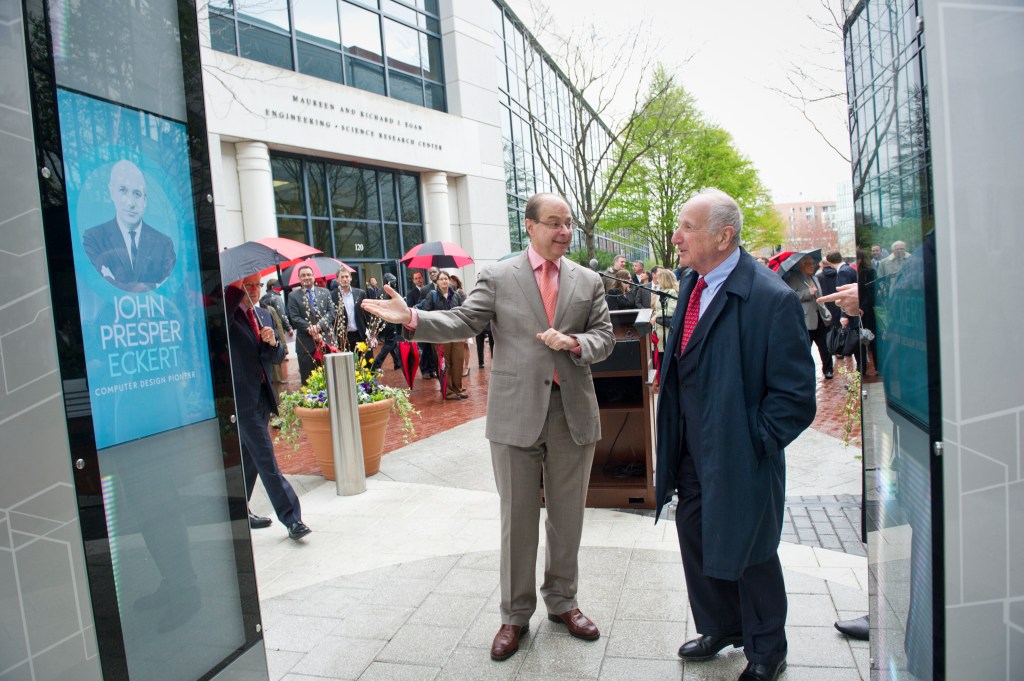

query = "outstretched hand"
[817, 283, 861, 316]
[361, 284, 412, 325]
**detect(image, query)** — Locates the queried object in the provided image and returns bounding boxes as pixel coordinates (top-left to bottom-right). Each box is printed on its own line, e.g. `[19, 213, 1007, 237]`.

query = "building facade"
[201, 0, 646, 289]
[775, 199, 841, 254]
[846, 0, 1024, 678]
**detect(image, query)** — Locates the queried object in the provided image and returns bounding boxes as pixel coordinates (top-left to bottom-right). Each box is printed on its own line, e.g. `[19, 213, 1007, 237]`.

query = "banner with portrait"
[57, 89, 215, 449]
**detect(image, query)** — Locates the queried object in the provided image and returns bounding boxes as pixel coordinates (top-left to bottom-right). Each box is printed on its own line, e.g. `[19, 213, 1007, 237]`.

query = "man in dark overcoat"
[654, 188, 816, 681]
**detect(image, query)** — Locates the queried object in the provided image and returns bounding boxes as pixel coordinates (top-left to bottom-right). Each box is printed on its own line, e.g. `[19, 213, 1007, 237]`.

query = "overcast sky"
[504, 0, 853, 204]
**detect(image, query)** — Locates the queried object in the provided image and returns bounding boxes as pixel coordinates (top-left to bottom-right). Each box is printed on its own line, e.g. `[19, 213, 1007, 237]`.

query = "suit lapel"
[552, 258, 576, 328]
[511, 254, 551, 329]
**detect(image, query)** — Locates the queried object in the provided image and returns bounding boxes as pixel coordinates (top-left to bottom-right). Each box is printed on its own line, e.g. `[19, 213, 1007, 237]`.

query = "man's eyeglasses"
[531, 219, 576, 231]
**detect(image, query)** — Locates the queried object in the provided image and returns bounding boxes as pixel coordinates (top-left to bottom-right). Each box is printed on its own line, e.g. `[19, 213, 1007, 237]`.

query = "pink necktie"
[539, 260, 559, 384]
[540, 259, 558, 324]
[679, 277, 707, 354]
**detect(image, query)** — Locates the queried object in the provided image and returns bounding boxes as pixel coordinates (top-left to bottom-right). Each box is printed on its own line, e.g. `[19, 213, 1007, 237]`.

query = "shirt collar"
[527, 245, 559, 272]
[701, 247, 741, 294]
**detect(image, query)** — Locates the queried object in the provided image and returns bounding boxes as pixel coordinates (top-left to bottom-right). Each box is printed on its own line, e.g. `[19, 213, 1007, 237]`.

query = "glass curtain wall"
[845, 1, 943, 678]
[210, 0, 446, 111]
[491, 2, 623, 255]
[271, 154, 424, 266]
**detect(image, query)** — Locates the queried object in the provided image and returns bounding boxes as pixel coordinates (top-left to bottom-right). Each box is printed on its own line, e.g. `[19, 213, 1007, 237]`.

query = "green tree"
[604, 68, 783, 266]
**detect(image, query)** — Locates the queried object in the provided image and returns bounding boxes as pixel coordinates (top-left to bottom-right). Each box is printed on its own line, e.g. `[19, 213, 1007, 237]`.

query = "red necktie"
[539, 260, 559, 384]
[679, 277, 707, 354]
[246, 307, 261, 344]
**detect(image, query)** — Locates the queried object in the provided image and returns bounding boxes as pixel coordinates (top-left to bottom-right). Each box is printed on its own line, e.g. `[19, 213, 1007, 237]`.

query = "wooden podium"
[586, 308, 657, 509]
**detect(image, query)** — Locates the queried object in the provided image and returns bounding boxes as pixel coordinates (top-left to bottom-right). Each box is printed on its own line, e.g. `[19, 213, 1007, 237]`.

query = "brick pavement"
[272, 343, 867, 556]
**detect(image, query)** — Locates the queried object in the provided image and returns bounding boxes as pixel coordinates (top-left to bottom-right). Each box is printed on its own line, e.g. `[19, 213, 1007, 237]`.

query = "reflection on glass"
[276, 217, 309, 246]
[346, 58, 386, 95]
[293, 0, 340, 44]
[421, 34, 442, 82]
[209, 13, 237, 54]
[380, 177, 398, 221]
[327, 164, 361, 218]
[382, 0, 417, 24]
[98, 422, 245, 681]
[398, 175, 420, 223]
[389, 69, 423, 106]
[384, 223, 401, 258]
[298, 42, 344, 83]
[384, 18, 420, 73]
[237, 0, 290, 31]
[272, 157, 304, 215]
[312, 219, 332, 254]
[238, 23, 293, 70]
[340, 1, 383, 63]
[307, 162, 329, 217]
[401, 223, 422, 256]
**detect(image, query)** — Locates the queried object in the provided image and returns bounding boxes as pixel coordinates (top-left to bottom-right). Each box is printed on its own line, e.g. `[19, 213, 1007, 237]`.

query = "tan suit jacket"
[411, 253, 614, 446]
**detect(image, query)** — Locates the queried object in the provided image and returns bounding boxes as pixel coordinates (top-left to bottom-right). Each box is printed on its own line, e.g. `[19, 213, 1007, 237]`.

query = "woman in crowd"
[784, 255, 834, 379]
[652, 268, 679, 354]
[417, 271, 467, 399]
[449, 274, 473, 377]
[605, 270, 639, 310]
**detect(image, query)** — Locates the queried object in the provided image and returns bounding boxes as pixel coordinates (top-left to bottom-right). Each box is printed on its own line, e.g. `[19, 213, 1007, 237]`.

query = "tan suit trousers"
[490, 389, 596, 625]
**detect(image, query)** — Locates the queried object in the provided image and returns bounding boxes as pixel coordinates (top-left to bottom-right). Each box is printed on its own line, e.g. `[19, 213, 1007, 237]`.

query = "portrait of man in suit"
[82, 160, 176, 293]
[363, 192, 615, 662]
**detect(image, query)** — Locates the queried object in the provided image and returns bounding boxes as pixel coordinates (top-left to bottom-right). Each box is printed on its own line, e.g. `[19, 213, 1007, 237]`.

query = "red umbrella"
[282, 257, 355, 286]
[400, 241, 474, 270]
[254, 237, 321, 261]
[398, 341, 420, 389]
[219, 237, 320, 285]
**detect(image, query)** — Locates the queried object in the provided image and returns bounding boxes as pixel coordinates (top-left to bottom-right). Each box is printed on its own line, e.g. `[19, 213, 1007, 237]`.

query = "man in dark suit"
[226, 275, 310, 540]
[333, 270, 367, 351]
[83, 160, 176, 293]
[286, 264, 336, 384]
[655, 189, 816, 681]
[365, 277, 380, 300]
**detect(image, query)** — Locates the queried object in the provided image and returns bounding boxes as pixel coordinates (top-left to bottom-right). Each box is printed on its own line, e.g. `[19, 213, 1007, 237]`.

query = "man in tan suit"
[364, 193, 614, 661]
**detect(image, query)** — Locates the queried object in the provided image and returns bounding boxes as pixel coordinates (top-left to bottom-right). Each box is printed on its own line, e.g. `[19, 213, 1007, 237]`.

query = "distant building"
[774, 199, 839, 253]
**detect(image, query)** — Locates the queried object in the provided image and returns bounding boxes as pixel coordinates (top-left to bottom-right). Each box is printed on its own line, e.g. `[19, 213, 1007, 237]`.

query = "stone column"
[422, 171, 451, 243]
[235, 141, 278, 242]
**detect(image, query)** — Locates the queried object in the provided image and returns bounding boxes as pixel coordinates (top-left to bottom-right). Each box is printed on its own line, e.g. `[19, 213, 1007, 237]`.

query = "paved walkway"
[250, 406, 869, 680]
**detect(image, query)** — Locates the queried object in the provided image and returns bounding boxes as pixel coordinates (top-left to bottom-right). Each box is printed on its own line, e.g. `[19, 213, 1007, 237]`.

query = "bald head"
[108, 160, 147, 230]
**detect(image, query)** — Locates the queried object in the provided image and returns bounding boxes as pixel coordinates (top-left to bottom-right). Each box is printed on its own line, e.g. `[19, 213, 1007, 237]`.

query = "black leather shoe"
[678, 634, 743, 660]
[824, 370, 834, 379]
[835, 614, 869, 640]
[738, 659, 786, 681]
[248, 512, 272, 529]
[288, 521, 312, 540]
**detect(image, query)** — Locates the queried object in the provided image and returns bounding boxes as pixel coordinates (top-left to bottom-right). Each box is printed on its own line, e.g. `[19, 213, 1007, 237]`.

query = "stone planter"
[294, 399, 393, 479]
[293, 406, 334, 478]
[357, 398, 394, 477]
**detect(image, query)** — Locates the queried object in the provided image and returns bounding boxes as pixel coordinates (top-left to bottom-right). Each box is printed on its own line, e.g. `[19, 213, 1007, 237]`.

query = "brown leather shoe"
[490, 623, 528, 661]
[547, 608, 600, 640]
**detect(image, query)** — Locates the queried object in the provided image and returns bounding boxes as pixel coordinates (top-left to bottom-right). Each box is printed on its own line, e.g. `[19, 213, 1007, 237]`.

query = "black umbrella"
[219, 238, 321, 285]
[772, 248, 822, 278]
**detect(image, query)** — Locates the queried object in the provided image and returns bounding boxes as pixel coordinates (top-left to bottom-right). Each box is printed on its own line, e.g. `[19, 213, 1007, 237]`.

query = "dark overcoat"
[654, 248, 816, 580]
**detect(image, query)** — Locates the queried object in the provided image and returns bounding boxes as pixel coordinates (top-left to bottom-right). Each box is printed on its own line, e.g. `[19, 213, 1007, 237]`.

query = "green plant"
[274, 344, 418, 449]
[838, 365, 862, 450]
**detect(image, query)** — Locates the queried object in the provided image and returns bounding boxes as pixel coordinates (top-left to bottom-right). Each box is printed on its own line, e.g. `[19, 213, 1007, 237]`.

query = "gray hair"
[696, 187, 743, 245]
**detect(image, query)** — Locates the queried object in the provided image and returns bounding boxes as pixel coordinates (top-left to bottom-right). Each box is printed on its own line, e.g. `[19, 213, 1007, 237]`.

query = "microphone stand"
[593, 271, 675, 357]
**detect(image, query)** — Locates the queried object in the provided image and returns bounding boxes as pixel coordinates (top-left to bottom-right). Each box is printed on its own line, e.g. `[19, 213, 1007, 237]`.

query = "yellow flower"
[355, 341, 368, 353]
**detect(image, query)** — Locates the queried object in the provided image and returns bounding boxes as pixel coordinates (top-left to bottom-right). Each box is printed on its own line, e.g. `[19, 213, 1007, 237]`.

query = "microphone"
[589, 259, 600, 271]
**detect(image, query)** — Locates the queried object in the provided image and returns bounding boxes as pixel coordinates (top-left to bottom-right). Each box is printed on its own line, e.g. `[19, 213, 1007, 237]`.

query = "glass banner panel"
[56, 89, 215, 450]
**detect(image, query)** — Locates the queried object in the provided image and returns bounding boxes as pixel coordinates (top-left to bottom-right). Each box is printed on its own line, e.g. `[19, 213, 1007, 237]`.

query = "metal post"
[324, 353, 366, 496]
